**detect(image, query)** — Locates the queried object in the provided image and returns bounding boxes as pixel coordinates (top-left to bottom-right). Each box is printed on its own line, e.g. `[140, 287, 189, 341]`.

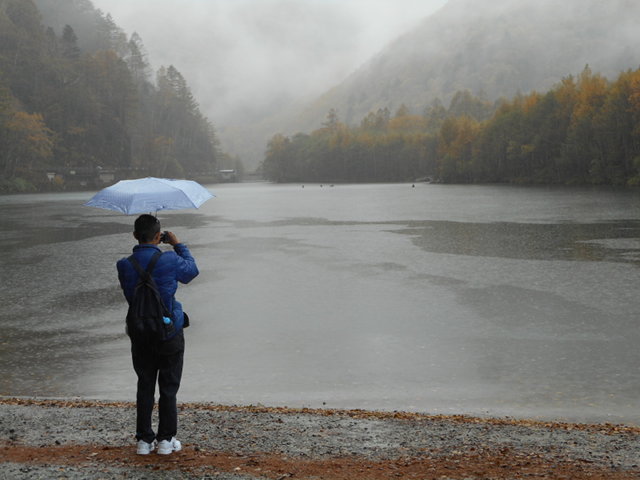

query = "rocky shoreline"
[1, 397, 639, 479]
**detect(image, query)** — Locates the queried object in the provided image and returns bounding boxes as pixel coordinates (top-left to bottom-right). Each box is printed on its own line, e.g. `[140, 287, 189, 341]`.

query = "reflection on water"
[1, 184, 640, 424]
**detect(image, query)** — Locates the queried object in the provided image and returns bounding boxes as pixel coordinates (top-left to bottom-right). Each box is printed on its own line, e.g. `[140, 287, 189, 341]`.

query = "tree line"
[262, 66, 640, 186]
[0, 0, 220, 192]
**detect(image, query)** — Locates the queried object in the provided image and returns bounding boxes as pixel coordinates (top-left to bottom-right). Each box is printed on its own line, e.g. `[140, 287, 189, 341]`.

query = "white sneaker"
[157, 437, 182, 455]
[136, 439, 155, 455]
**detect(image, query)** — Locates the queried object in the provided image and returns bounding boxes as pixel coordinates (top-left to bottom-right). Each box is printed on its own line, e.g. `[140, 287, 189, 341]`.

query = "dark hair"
[134, 214, 161, 243]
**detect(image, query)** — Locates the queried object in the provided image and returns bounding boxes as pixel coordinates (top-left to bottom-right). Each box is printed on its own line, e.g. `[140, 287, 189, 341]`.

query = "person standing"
[117, 214, 199, 455]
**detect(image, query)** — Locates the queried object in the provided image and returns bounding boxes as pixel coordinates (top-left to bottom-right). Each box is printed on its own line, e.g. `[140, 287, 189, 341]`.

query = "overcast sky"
[90, 0, 448, 124]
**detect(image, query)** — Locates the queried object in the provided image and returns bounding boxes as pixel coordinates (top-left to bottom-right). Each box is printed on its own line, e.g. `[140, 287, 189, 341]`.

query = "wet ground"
[2, 398, 639, 479]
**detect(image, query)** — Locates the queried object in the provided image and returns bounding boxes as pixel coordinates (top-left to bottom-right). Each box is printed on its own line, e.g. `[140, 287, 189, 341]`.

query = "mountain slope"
[292, 0, 640, 130]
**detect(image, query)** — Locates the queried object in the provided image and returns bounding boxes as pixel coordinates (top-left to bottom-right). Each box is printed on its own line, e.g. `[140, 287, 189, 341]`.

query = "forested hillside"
[0, 0, 220, 192]
[260, 0, 640, 186]
[262, 67, 640, 186]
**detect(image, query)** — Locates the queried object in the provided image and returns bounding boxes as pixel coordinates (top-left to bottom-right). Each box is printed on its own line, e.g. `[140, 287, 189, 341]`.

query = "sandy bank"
[1, 398, 639, 479]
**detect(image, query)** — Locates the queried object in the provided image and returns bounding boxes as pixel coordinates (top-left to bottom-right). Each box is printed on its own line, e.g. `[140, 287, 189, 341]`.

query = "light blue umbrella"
[84, 177, 215, 214]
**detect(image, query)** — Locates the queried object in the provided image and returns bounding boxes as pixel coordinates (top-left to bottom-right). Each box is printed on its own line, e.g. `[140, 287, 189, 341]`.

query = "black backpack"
[126, 251, 175, 342]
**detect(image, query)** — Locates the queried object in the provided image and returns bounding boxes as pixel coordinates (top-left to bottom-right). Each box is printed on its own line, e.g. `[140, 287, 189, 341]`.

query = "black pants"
[131, 331, 185, 443]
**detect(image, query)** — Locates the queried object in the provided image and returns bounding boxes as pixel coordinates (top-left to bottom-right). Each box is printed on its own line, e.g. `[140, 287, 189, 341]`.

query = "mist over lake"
[2, 183, 640, 424]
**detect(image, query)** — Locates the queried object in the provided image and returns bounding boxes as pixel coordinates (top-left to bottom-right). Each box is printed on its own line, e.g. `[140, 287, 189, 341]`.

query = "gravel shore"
[1, 397, 640, 479]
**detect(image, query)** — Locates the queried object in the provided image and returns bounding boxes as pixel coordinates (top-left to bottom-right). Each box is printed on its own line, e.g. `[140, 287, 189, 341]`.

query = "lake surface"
[2, 183, 640, 424]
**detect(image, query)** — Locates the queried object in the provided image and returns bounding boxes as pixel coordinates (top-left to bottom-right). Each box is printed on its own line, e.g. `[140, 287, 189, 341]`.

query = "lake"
[2, 182, 640, 424]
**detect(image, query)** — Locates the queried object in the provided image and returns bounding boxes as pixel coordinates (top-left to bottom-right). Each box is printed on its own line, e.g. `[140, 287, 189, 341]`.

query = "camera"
[160, 231, 169, 243]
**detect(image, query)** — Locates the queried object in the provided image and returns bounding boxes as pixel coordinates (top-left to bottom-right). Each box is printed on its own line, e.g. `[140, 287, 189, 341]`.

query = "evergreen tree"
[61, 24, 80, 59]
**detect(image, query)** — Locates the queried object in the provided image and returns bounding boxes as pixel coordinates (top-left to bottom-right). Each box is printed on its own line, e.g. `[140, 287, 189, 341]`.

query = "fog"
[90, 0, 447, 137]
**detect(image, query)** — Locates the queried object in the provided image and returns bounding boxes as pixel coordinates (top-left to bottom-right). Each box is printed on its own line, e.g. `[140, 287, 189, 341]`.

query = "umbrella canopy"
[84, 177, 215, 214]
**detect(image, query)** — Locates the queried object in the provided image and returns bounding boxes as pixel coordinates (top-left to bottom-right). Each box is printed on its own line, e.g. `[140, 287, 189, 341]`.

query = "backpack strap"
[128, 251, 163, 280]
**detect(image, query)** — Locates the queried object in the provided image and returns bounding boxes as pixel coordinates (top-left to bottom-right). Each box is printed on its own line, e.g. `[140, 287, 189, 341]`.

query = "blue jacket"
[117, 243, 199, 333]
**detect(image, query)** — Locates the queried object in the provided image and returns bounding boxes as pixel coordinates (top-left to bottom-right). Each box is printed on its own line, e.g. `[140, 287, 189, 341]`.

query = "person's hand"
[164, 231, 180, 246]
